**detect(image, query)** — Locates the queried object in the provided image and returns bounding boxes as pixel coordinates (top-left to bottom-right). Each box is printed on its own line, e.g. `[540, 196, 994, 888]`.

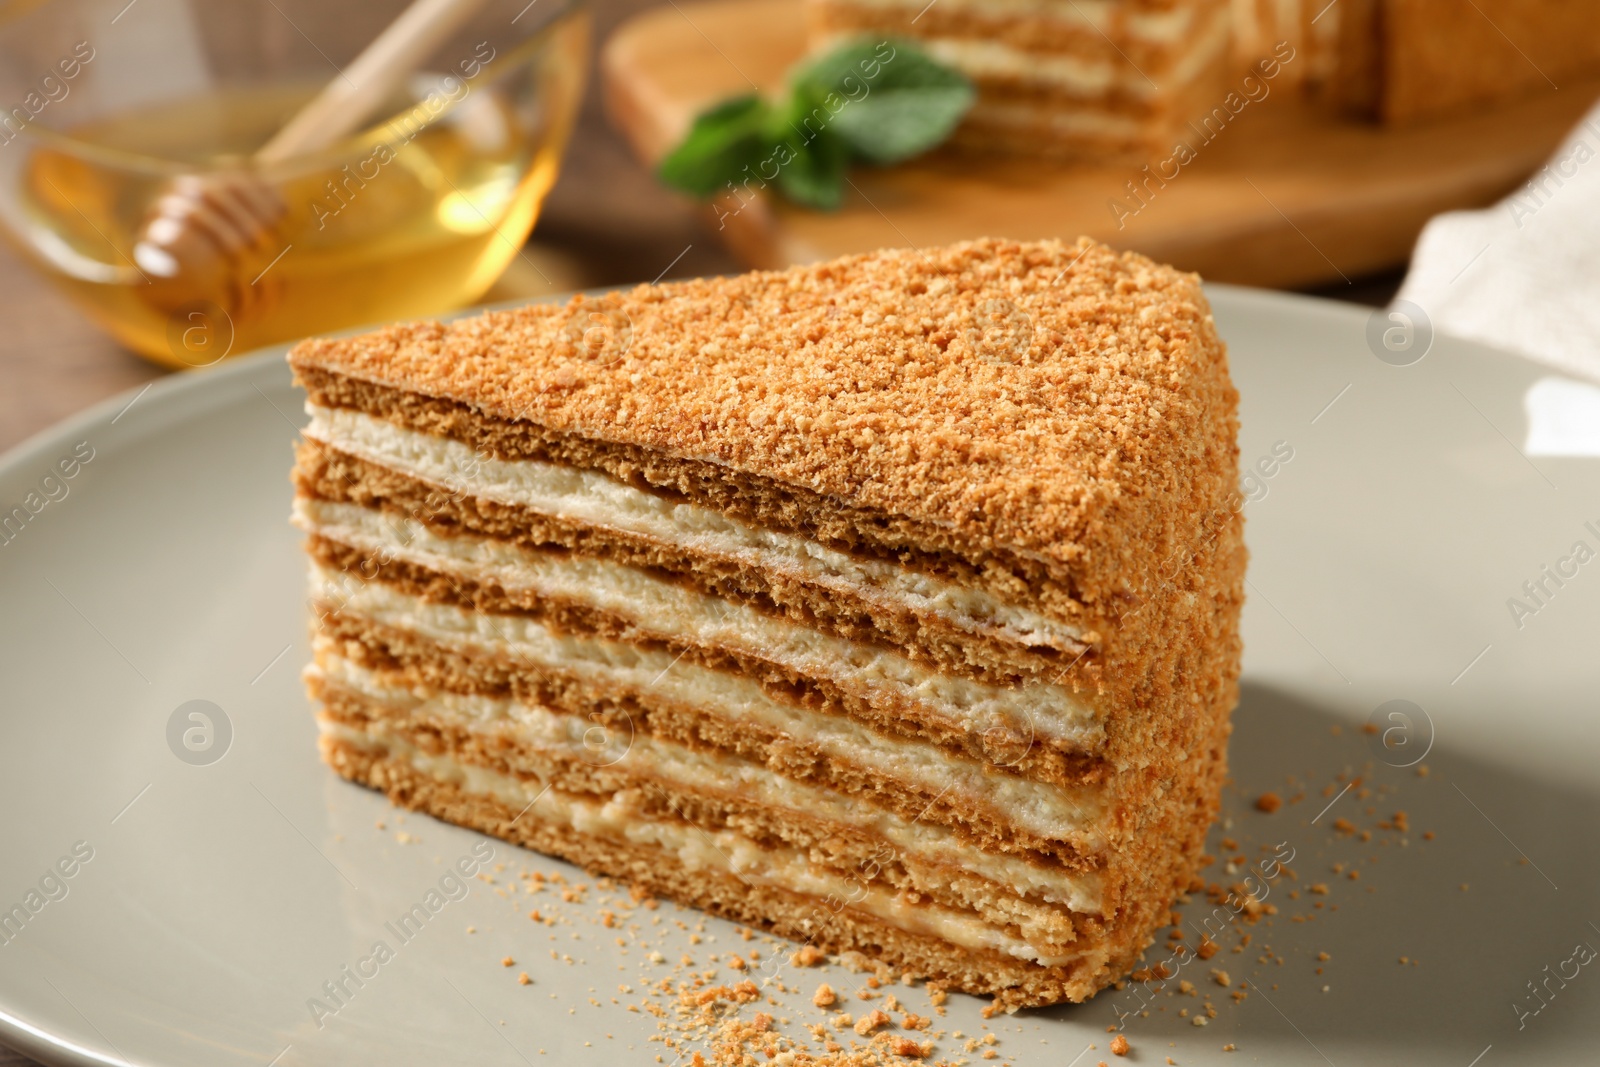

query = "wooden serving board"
[601, 0, 1600, 288]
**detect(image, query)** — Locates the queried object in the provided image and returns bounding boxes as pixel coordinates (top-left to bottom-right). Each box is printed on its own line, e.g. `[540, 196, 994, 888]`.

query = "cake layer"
[815, 5, 1232, 99]
[318, 708, 1096, 949]
[304, 483, 1244, 774]
[296, 445, 1083, 691]
[316, 592, 1104, 787]
[313, 668, 1105, 909]
[807, 0, 1227, 68]
[285, 239, 1241, 659]
[304, 405, 1084, 655]
[293, 364, 1111, 652]
[323, 726, 1062, 959]
[301, 495, 1246, 794]
[296, 423, 1088, 687]
[324, 733, 1137, 1006]
[303, 521, 1244, 866]
[1231, 0, 1328, 86]
[311, 642, 1107, 858]
[297, 499, 1101, 747]
[821, 0, 1210, 41]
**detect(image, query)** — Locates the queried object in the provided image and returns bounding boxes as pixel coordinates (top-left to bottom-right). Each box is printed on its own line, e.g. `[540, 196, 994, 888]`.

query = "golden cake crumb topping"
[288, 237, 1235, 588]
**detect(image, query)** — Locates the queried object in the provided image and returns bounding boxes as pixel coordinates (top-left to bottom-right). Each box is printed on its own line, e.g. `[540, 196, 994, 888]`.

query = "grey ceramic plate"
[1, 287, 1597, 1067]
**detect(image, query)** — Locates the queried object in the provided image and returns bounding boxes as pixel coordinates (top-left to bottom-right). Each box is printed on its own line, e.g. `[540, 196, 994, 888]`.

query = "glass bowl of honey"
[0, 0, 588, 368]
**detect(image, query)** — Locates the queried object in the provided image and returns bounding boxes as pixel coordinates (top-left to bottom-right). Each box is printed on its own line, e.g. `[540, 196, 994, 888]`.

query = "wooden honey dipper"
[133, 0, 486, 318]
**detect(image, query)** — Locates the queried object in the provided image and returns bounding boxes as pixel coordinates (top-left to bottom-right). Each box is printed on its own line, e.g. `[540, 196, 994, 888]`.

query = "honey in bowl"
[7, 12, 586, 368]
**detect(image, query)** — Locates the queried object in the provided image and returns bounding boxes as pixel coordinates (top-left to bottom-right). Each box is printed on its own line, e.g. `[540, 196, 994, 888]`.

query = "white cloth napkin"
[1396, 96, 1600, 453]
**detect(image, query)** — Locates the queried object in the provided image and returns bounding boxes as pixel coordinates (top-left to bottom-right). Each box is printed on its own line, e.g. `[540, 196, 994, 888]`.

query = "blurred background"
[2, 0, 1596, 454]
[0, 0, 736, 452]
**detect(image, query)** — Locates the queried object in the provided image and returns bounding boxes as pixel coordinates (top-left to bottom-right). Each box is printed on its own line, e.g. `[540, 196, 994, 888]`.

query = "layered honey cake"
[288, 237, 1245, 1008]
[1293, 0, 1600, 123]
[804, 0, 1235, 159]
[1230, 0, 1338, 88]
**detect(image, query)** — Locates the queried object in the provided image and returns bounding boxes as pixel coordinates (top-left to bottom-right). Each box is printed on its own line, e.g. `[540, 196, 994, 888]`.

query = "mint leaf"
[831, 78, 974, 164]
[657, 94, 772, 198]
[798, 40, 974, 165]
[776, 128, 850, 209]
[792, 39, 903, 98]
[654, 38, 973, 210]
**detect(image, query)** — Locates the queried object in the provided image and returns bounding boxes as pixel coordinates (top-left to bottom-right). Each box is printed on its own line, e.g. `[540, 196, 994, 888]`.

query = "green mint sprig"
[657, 39, 975, 211]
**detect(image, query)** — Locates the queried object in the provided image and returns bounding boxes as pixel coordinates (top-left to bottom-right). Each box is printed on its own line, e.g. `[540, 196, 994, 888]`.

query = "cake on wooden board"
[800, 0, 1600, 157]
[1314, 0, 1600, 124]
[288, 237, 1245, 1009]
[804, 0, 1239, 160]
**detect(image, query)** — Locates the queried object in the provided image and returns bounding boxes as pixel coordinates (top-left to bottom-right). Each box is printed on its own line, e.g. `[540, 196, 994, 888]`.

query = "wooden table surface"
[0, 0, 1397, 1062]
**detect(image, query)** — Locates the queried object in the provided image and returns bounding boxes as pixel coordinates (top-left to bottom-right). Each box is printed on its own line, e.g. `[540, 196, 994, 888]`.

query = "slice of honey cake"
[803, 0, 1236, 160]
[288, 237, 1244, 1009]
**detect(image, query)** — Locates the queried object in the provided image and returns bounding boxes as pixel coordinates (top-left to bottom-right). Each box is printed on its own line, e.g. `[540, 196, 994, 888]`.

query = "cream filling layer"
[297, 498, 1102, 749]
[316, 647, 1105, 868]
[303, 405, 1084, 655]
[817, 0, 1200, 43]
[307, 560, 1101, 767]
[917, 5, 1232, 98]
[323, 720, 1098, 964]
